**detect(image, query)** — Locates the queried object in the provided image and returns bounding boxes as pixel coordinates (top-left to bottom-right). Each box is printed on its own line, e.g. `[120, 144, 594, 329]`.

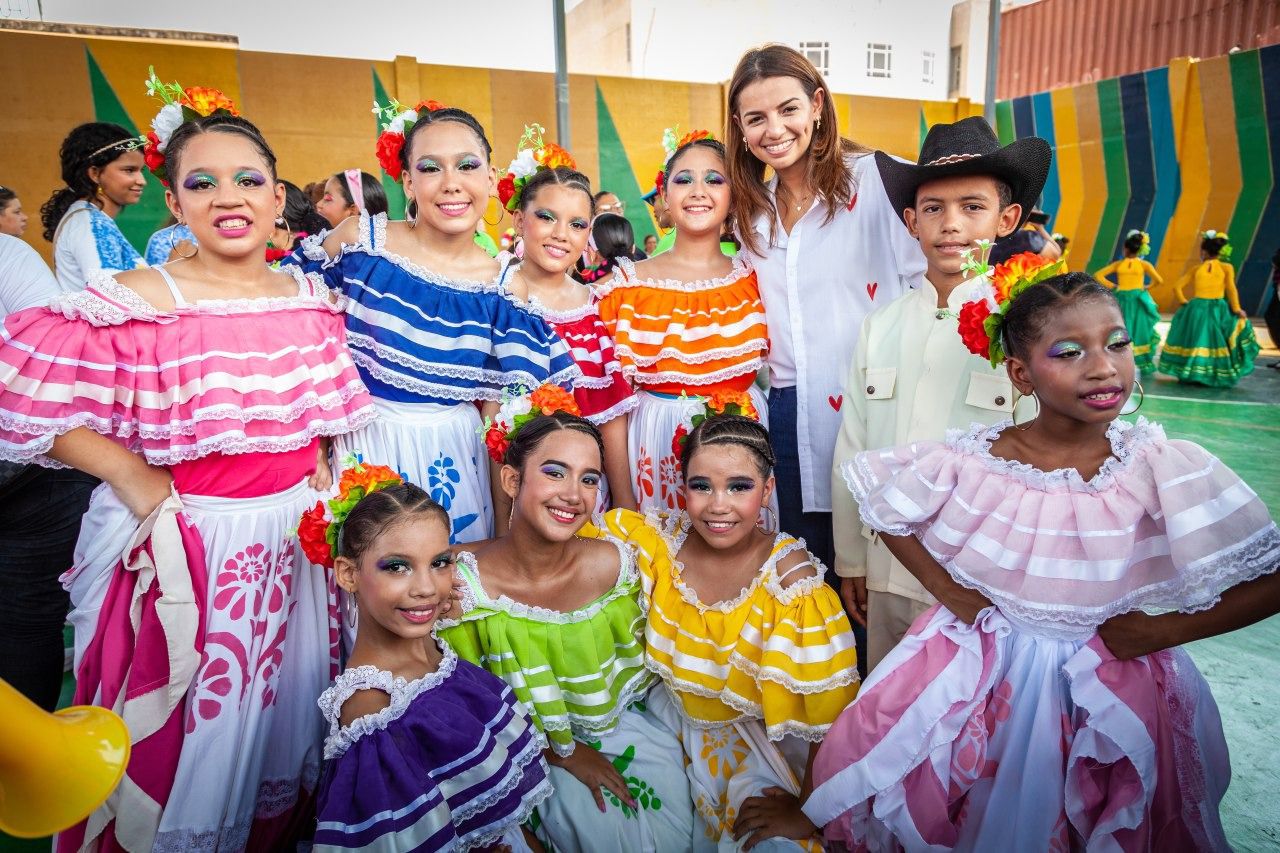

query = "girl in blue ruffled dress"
[304, 101, 579, 544]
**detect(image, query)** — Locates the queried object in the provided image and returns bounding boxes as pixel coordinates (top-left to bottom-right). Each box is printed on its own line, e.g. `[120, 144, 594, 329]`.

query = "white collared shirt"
[748, 153, 927, 512]
[830, 276, 1031, 601]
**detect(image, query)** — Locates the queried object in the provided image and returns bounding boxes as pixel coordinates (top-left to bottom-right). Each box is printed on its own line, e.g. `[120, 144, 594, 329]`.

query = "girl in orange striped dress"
[595, 134, 771, 513]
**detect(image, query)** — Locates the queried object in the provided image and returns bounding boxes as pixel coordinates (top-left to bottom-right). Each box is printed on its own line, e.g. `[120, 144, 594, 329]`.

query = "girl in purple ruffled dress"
[309, 474, 551, 851]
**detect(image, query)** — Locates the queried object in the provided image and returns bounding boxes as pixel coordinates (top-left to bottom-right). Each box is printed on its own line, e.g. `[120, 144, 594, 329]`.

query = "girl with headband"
[316, 168, 388, 228]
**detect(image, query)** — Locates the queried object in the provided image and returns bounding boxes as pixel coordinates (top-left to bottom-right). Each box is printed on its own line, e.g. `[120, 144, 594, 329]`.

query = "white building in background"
[568, 0, 986, 100]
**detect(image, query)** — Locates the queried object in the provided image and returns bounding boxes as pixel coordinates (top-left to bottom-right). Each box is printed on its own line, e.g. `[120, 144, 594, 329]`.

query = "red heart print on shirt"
[847, 193, 858, 212]
[866, 281, 879, 301]
[828, 394, 843, 411]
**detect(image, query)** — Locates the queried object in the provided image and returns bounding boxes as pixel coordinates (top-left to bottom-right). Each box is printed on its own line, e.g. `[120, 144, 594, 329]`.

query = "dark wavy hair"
[40, 122, 137, 242]
[680, 414, 775, 479]
[591, 212, 635, 266]
[1001, 272, 1119, 361]
[503, 412, 604, 472]
[281, 180, 330, 237]
[338, 483, 449, 563]
[1201, 234, 1229, 259]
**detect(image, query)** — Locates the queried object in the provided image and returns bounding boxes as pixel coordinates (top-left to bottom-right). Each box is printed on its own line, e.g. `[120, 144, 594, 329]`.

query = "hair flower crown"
[482, 383, 581, 463]
[1126, 228, 1152, 257]
[372, 98, 449, 176]
[138, 66, 239, 186]
[955, 243, 1067, 367]
[653, 128, 714, 195]
[1201, 229, 1233, 259]
[671, 389, 759, 462]
[497, 124, 577, 211]
[297, 455, 405, 569]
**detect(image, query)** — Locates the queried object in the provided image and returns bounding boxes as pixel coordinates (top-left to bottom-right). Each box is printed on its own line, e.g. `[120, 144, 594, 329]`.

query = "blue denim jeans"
[0, 466, 97, 709]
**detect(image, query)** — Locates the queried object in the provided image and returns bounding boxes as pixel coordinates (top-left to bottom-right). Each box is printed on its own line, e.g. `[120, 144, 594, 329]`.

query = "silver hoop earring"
[344, 591, 359, 629]
[1129, 380, 1145, 413]
[1013, 391, 1040, 431]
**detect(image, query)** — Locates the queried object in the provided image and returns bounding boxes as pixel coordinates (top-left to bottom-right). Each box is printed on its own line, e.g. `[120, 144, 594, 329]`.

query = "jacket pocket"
[863, 367, 897, 400]
[964, 372, 1015, 412]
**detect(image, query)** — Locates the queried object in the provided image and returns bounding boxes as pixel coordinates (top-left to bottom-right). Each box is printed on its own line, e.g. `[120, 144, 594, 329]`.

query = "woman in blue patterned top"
[305, 103, 579, 546]
[40, 122, 146, 292]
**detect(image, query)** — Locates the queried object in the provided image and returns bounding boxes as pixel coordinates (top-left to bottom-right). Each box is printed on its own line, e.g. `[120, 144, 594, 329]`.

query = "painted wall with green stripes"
[992, 44, 1280, 315]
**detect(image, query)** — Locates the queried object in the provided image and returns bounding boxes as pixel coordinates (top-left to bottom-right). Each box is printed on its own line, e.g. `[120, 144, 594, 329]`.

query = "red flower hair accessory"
[372, 98, 450, 176]
[139, 66, 240, 186]
[954, 242, 1067, 366]
[297, 455, 404, 569]
[671, 389, 759, 467]
[498, 124, 578, 211]
[481, 383, 582, 463]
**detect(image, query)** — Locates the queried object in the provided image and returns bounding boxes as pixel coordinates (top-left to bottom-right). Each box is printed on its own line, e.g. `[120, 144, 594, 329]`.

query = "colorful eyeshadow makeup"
[1106, 329, 1132, 347]
[1046, 341, 1082, 358]
[182, 173, 215, 190]
[234, 170, 267, 187]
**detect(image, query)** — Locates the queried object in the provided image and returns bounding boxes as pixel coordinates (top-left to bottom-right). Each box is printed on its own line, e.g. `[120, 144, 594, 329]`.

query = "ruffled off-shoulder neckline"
[947, 417, 1165, 493]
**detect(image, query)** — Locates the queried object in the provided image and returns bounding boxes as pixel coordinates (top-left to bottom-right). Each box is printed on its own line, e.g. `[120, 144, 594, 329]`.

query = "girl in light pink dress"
[0, 93, 374, 850]
[805, 271, 1280, 851]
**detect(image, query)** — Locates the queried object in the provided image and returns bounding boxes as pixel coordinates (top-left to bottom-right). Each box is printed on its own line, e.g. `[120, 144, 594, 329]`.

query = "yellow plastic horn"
[0, 679, 129, 838]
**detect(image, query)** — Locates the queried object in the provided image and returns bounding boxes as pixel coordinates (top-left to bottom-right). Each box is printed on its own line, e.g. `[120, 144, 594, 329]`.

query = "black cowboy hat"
[876, 116, 1051, 229]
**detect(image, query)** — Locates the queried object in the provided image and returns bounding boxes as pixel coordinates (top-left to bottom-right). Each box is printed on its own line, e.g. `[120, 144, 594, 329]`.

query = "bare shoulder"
[775, 545, 820, 589]
[112, 267, 178, 311]
[321, 215, 363, 256]
[336, 687, 392, 728]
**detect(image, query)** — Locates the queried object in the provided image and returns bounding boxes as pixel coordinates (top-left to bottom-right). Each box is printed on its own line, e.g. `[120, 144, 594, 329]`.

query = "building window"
[950, 46, 963, 93]
[799, 41, 830, 77]
[867, 43, 892, 78]
[922, 50, 936, 84]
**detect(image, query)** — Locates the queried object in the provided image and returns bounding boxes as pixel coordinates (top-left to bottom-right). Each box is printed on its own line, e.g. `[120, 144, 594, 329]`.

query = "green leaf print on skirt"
[534, 696, 694, 853]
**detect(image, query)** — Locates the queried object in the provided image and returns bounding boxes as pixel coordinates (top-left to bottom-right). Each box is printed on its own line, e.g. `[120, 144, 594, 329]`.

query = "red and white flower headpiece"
[497, 124, 577, 212]
[653, 128, 714, 196]
[139, 66, 239, 186]
[372, 98, 449, 177]
[954, 242, 1067, 367]
[481, 383, 582, 463]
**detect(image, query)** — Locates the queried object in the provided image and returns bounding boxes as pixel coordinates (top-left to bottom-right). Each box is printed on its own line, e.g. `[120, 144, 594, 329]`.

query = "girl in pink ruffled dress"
[805, 271, 1280, 851]
[0, 89, 374, 850]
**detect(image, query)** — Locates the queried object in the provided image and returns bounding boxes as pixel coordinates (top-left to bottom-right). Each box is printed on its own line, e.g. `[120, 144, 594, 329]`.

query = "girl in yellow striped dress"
[590, 412, 860, 851]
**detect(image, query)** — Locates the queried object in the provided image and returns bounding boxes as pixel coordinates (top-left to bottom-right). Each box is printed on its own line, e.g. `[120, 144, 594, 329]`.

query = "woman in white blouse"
[39, 122, 146, 292]
[726, 45, 925, 598]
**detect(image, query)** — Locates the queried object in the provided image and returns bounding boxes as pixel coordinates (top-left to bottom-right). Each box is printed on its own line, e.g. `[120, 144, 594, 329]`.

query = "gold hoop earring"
[759, 506, 778, 534]
[95, 185, 106, 199]
[174, 240, 198, 261]
[1013, 391, 1040, 431]
[483, 196, 504, 228]
[1129, 380, 1145, 414]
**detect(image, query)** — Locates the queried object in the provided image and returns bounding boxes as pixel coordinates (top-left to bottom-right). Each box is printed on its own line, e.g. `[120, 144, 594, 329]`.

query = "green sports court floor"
[5, 339, 1279, 852]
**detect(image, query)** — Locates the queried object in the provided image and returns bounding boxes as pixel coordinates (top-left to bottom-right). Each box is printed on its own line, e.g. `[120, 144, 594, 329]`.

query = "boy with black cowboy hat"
[829, 116, 1052, 668]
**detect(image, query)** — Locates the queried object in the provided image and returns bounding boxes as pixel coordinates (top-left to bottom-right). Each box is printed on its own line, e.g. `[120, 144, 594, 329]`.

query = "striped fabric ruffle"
[842, 417, 1280, 634]
[0, 268, 374, 466]
[315, 646, 552, 851]
[438, 540, 655, 756]
[536, 301, 637, 424]
[595, 256, 768, 395]
[595, 508, 860, 742]
[305, 212, 580, 404]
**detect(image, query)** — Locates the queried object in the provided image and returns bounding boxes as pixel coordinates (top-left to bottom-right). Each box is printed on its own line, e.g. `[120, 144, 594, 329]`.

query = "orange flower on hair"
[181, 86, 238, 117]
[414, 99, 448, 113]
[537, 142, 577, 171]
[990, 252, 1053, 303]
[528, 383, 581, 417]
[676, 130, 713, 148]
[337, 462, 402, 499]
[706, 389, 757, 420]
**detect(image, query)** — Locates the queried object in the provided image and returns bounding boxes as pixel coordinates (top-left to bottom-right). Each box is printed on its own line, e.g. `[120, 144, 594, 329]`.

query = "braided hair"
[680, 414, 775, 479]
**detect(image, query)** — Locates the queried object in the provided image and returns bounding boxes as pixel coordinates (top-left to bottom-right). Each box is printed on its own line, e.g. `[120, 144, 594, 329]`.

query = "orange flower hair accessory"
[140, 66, 240, 186]
[482, 383, 582, 463]
[498, 124, 578, 211]
[654, 127, 715, 196]
[297, 455, 405, 569]
[672, 389, 759, 461]
[955, 242, 1067, 366]
[372, 97, 451, 176]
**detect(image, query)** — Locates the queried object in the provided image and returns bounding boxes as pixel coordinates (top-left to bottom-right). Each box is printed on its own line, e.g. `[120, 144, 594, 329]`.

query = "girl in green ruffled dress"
[439, 410, 694, 852]
[1158, 231, 1260, 387]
